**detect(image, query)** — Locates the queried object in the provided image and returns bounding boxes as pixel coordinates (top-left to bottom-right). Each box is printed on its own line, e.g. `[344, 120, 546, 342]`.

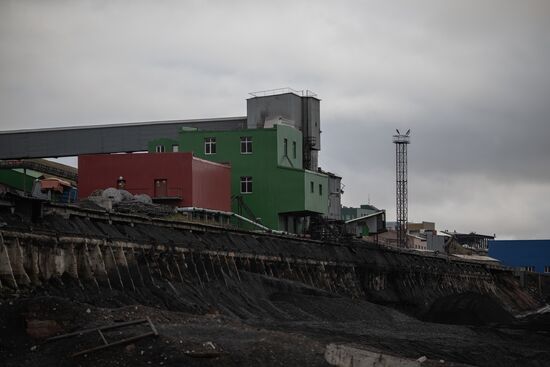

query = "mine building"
[149, 123, 328, 233]
[146, 89, 342, 233]
[442, 231, 494, 252]
[341, 204, 381, 221]
[489, 239, 550, 273]
[344, 210, 386, 238]
[78, 152, 231, 211]
[0, 88, 343, 235]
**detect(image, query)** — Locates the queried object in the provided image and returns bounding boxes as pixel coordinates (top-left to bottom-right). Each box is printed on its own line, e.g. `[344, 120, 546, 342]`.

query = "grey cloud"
[1, 0, 549, 239]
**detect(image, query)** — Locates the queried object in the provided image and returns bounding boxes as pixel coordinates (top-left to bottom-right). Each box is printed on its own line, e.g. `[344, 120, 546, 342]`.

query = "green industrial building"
[149, 123, 328, 232]
[0, 168, 42, 193]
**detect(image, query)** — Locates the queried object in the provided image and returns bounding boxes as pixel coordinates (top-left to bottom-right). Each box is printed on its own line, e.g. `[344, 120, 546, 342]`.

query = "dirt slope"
[1, 273, 549, 367]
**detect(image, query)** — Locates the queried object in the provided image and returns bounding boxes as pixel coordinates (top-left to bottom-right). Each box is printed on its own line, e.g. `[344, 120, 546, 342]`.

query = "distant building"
[443, 231, 495, 251]
[488, 239, 550, 273]
[426, 232, 452, 252]
[0, 159, 78, 203]
[78, 152, 231, 211]
[341, 204, 380, 221]
[408, 221, 436, 236]
[408, 234, 428, 250]
[345, 210, 386, 238]
[373, 230, 427, 250]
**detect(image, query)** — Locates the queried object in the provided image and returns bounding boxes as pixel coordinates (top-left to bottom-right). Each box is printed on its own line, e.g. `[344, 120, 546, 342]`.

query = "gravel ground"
[1, 272, 549, 367]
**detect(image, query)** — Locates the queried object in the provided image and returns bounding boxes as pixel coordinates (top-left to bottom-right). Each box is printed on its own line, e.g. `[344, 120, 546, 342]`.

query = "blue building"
[488, 239, 550, 273]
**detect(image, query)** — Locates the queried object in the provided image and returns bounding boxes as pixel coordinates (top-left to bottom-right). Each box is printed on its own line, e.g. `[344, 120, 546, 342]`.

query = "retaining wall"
[0, 203, 540, 315]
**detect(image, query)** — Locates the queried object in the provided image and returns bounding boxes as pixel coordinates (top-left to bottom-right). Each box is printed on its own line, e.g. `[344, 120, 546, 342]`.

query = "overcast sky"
[1, 1, 549, 239]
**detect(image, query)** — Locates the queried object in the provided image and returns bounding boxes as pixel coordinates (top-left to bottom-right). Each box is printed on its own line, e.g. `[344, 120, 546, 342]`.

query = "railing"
[249, 87, 318, 98]
[392, 134, 410, 144]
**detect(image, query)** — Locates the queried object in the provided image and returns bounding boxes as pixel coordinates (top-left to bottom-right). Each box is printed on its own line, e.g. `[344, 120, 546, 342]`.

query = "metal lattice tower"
[393, 130, 410, 248]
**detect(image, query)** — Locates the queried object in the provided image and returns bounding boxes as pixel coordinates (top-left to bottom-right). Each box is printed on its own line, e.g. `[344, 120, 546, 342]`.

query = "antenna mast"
[393, 129, 410, 248]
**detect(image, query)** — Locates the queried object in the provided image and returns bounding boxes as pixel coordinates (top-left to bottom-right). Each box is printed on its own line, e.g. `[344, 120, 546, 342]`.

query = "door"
[154, 179, 167, 197]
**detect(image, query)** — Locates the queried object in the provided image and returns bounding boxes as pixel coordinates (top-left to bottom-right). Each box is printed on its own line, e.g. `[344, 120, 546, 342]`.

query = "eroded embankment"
[1, 271, 549, 367]
[0, 203, 539, 317]
[1, 204, 550, 367]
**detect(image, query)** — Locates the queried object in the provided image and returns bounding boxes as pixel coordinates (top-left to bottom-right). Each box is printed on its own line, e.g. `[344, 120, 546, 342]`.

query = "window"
[204, 137, 216, 154]
[284, 138, 288, 156]
[310, 181, 314, 193]
[155, 145, 165, 153]
[292, 141, 297, 159]
[240, 136, 252, 154]
[520, 266, 535, 272]
[319, 184, 323, 196]
[172, 145, 179, 152]
[544, 266, 550, 274]
[240, 176, 253, 194]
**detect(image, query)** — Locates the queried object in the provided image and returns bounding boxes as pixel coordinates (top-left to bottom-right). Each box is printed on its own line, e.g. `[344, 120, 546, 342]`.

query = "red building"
[78, 153, 231, 211]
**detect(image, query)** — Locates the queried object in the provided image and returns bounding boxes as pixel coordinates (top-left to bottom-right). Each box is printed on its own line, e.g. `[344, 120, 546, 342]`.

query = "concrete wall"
[427, 233, 446, 252]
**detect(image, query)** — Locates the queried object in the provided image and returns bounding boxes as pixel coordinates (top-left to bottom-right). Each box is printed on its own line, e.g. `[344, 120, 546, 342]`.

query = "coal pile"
[113, 200, 175, 217]
[422, 292, 515, 325]
[1, 274, 550, 367]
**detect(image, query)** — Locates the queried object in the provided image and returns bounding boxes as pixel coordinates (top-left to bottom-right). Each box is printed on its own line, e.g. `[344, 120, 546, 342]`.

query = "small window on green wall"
[292, 141, 297, 158]
[240, 176, 253, 194]
[310, 181, 314, 193]
[240, 136, 252, 154]
[319, 184, 323, 195]
[205, 137, 216, 154]
[284, 138, 288, 156]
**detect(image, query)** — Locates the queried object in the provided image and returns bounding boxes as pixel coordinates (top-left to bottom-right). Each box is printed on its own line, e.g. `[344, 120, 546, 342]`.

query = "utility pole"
[393, 129, 410, 248]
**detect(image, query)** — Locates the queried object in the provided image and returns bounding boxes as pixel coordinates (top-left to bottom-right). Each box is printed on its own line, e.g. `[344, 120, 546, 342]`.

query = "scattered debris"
[83, 188, 175, 216]
[325, 344, 432, 367]
[516, 304, 550, 318]
[182, 340, 222, 359]
[26, 319, 63, 339]
[46, 317, 159, 358]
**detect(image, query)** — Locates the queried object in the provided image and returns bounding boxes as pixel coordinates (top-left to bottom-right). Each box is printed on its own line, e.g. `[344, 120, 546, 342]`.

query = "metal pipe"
[176, 206, 233, 216]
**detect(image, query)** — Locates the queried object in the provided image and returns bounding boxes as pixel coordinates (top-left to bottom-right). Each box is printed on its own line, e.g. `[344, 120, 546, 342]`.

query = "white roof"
[345, 210, 385, 224]
[452, 254, 500, 262]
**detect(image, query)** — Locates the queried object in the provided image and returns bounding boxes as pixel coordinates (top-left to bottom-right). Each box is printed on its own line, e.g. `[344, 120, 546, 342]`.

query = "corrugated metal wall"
[78, 152, 231, 211]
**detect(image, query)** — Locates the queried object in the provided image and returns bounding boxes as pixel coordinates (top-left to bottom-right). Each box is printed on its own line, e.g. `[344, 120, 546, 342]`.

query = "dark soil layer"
[1, 273, 549, 367]
[422, 292, 516, 325]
